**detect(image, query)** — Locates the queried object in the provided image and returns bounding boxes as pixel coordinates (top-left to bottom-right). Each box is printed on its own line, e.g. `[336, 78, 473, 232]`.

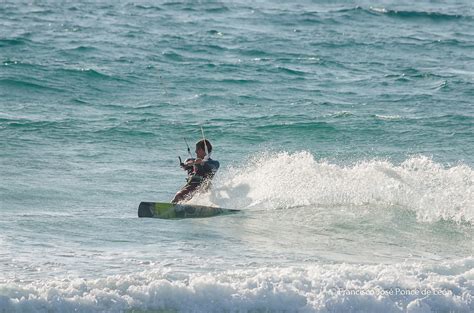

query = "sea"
[0, 0, 473, 312]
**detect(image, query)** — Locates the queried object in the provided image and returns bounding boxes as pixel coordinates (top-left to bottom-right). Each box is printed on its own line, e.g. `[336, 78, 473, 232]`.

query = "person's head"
[195, 139, 212, 158]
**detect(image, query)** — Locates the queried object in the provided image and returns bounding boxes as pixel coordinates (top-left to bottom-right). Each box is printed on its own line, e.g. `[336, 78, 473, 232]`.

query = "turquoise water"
[1, 1, 473, 312]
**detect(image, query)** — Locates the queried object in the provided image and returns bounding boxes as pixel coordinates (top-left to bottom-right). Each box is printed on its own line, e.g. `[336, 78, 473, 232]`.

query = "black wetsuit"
[171, 158, 220, 203]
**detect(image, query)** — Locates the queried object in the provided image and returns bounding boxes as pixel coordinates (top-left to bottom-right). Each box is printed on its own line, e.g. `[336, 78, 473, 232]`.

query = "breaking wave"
[0, 258, 472, 313]
[204, 151, 473, 224]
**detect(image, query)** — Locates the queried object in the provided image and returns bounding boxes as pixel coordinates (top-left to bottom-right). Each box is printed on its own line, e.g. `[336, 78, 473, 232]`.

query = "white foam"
[0, 258, 472, 312]
[194, 151, 473, 224]
[374, 114, 403, 120]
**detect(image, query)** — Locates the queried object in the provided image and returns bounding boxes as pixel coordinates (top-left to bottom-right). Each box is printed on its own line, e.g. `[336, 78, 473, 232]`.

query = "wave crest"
[368, 7, 467, 21]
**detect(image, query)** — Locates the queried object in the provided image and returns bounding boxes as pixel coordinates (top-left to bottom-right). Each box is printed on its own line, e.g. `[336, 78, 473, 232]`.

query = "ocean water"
[0, 0, 473, 312]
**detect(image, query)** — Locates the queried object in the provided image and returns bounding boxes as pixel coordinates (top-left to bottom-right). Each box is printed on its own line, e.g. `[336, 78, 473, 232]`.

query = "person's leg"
[171, 184, 198, 204]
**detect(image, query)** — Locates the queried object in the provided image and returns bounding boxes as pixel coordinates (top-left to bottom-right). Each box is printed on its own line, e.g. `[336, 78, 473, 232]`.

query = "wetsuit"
[171, 158, 220, 203]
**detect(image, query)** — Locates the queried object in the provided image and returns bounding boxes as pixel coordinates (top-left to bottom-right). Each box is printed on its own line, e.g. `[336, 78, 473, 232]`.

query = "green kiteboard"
[138, 202, 240, 219]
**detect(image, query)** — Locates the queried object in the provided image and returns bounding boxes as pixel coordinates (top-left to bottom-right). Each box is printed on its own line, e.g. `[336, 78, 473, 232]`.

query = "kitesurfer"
[171, 139, 219, 203]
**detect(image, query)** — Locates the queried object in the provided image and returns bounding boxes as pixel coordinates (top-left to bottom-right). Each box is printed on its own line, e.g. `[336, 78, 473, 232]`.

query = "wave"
[0, 38, 30, 47]
[333, 7, 470, 21]
[374, 114, 403, 121]
[60, 68, 125, 82]
[1, 119, 65, 130]
[275, 66, 307, 76]
[161, 50, 185, 62]
[202, 152, 473, 224]
[204, 6, 230, 14]
[0, 78, 63, 92]
[216, 78, 258, 84]
[91, 126, 156, 138]
[64, 45, 99, 53]
[328, 111, 353, 118]
[368, 7, 468, 21]
[127, 3, 163, 11]
[256, 122, 336, 133]
[0, 257, 471, 312]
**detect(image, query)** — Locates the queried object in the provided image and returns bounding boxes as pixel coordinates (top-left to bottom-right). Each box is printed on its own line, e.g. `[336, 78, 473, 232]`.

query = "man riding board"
[171, 139, 219, 203]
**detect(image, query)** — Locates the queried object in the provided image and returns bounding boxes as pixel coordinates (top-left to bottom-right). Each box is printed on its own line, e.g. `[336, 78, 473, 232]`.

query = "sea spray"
[193, 151, 473, 224]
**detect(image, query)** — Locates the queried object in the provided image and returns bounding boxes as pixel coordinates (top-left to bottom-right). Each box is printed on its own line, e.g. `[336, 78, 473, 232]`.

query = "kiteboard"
[138, 202, 240, 219]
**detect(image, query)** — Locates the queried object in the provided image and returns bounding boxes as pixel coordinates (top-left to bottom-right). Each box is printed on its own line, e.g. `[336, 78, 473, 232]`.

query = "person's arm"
[181, 158, 195, 174]
[192, 158, 204, 165]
